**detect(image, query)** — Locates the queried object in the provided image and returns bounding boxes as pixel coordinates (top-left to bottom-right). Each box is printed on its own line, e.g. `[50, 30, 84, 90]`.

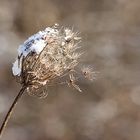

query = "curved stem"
[0, 86, 27, 138]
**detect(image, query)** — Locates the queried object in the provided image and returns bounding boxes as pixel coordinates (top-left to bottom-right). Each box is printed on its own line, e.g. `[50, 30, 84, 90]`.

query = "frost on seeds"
[12, 24, 94, 97]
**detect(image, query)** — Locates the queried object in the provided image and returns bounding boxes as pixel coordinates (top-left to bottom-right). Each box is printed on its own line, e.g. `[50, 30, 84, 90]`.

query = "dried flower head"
[12, 24, 94, 98]
[0, 24, 96, 139]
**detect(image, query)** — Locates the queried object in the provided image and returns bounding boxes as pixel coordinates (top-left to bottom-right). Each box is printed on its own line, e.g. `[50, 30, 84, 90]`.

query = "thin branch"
[0, 85, 27, 138]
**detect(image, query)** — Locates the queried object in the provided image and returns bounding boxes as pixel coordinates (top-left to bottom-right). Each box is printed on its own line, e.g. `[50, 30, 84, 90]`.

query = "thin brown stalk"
[0, 85, 27, 138]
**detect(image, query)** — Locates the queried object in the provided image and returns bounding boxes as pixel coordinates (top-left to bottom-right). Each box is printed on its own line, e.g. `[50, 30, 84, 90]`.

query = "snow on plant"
[0, 24, 95, 138]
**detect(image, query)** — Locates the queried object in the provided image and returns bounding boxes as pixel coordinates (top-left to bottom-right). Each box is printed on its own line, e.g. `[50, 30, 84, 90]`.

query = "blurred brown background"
[0, 0, 140, 140]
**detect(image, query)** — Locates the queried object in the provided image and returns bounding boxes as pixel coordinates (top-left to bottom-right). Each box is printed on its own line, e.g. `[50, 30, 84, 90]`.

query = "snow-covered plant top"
[12, 24, 94, 95]
[12, 25, 59, 76]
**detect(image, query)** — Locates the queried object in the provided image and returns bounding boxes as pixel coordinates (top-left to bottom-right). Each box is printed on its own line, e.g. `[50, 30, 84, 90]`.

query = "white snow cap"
[18, 27, 58, 57]
[12, 26, 59, 76]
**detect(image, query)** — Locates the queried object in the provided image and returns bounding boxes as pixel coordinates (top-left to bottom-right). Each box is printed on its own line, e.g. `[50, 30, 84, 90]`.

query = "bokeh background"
[0, 0, 140, 140]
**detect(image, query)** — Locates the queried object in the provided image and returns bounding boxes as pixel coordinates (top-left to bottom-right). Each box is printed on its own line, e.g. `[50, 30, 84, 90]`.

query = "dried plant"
[0, 24, 95, 138]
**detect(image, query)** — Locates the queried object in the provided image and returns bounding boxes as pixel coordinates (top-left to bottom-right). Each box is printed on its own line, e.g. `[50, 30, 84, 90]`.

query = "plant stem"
[0, 86, 27, 138]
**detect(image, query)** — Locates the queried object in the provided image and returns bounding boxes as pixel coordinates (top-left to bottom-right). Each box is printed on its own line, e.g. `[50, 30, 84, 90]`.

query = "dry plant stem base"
[0, 85, 27, 138]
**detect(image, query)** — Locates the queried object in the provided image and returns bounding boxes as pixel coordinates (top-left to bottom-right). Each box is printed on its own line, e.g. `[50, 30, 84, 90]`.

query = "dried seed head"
[12, 24, 95, 98]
